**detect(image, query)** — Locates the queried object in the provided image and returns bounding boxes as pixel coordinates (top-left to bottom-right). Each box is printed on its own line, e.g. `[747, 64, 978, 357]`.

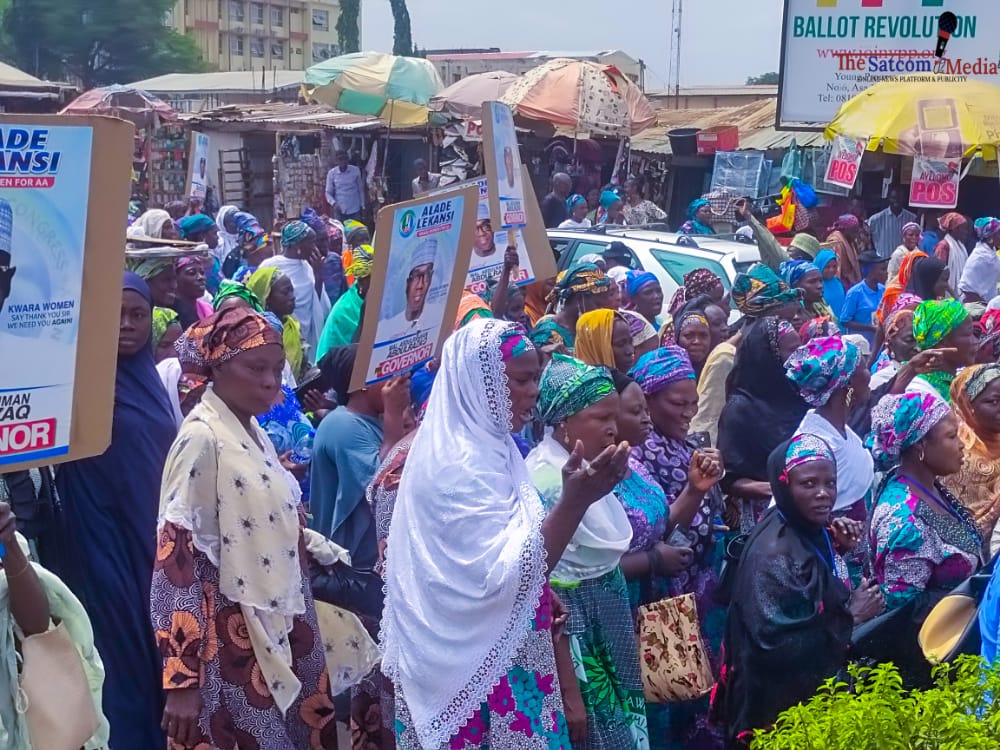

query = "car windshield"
[649, 249, 732, 292]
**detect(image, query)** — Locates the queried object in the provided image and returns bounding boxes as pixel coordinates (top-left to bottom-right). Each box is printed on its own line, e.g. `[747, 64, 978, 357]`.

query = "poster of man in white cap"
[352, 183, 478, 389]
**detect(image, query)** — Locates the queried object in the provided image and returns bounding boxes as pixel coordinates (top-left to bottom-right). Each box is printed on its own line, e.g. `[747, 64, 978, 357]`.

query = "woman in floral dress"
[152, 309, 348, 749]
[382, 320, 628, 750]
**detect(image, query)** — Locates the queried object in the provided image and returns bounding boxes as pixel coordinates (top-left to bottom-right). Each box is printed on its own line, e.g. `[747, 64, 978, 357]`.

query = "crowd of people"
[1, 177, 1000, 750]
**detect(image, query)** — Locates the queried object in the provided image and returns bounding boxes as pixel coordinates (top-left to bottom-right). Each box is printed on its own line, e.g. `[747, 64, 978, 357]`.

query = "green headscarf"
[913, 299, 968, 351]
[538, 353, 615, 426]
[731, 262, 802, 318]
[126, 257, 174, 281]
[151, 307, 179, 348]
[212, 279, 264, 313]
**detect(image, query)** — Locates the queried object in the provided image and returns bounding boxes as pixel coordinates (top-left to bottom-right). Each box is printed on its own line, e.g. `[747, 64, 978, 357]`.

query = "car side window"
[650, 250, 731, 292]
[549, 238, 573, 264]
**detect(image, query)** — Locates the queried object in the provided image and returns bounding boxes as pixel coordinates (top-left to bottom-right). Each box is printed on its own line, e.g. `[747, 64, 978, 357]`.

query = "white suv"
[547, 226, 762, 320]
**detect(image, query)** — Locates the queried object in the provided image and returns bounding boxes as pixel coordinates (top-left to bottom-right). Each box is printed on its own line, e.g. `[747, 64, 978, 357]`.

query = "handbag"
[18, 622, 99, 750]
[918, 554, 997, 665]
[308, 559, 385, 619]
[637, 592, 715, 703]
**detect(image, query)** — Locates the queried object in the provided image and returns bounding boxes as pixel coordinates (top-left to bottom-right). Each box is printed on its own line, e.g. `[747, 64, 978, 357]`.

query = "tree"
[336, 0, 360, 54]
[746, 71, 779, 85]
[388, 0, 412, 57]
[3, 0, 205, 88]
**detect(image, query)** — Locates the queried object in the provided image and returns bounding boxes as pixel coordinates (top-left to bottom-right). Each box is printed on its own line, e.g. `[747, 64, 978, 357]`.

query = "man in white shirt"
[411, 159, 441, 197]
[325, 150, 366, 222]
[866, 187, 917, 258]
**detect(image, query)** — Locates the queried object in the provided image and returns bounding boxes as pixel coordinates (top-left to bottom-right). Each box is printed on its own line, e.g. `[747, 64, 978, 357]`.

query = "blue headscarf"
[629, 346, 696, 396]
[600, 190, 621, 209]
[626, 271, 659, 298]
[683, 198, 714, 235]
[177, 213, 215, 240]
[814, 249, 845, 317]
[779, 259, 820, 287]
[567, 194, 587, 211]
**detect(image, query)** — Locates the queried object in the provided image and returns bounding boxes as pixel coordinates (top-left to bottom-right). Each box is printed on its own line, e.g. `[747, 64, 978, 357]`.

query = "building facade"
[426, 50, 644, 88]
[168, 0, 352, 72]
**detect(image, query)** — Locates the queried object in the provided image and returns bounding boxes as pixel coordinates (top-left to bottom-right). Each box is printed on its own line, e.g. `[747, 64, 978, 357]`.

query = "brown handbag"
[18, 622, 99, 750]
[637, 592, 715, 703]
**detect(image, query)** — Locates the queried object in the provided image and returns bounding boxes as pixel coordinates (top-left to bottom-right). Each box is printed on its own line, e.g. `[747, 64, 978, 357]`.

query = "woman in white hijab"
[127, 209, 179, 241]
[382, 318, 628, 750]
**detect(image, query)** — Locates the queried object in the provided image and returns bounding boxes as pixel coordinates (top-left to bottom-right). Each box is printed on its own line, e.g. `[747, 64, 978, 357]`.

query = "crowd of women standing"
[4, 189, 1000, 750]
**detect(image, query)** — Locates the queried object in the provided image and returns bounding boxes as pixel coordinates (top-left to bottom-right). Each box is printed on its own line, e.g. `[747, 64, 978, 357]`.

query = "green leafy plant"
[751, 657, 1000, 749]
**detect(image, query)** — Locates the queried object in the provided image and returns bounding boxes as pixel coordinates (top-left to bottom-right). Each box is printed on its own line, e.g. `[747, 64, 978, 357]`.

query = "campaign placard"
[0, 117, 133, 468]
[483, 102, 527, 231]
[189, 131, 210, 199]
[351, 184, 477, 390]
[909, 156, 960, 209]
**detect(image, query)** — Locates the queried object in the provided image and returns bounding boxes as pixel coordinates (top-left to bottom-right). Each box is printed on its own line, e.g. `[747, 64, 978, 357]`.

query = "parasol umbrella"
[303, 51, 443, 127]
[430, 71, 519, 120]
[60, 84, 177, 129]
[500, 58, 656, 136]
[825, 76, 1000, 161]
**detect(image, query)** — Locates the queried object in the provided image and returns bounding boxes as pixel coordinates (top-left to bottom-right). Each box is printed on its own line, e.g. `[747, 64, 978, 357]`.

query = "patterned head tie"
[537, 353, 615, 426]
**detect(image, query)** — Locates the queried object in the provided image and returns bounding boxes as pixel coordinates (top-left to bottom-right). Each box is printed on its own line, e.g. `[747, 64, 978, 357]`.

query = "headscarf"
[629, 345, 696, 396]
[621, 309, 657, 348]
[567, 193, 587, 211]
[575, 309, 618, 368]
[343, 219, 369, 247]
[523, 280, 549, 325]
[498, 325, 534, 361]
[668, 268, 724, 316]
[626, 270, 659, 298]
[280, 220, 315, 249]
[125, 256, 174, 281]
[769, 437, 838, 557]
[300, 207, 329, 237]
[907, 255, 947, 300]
[783, 433, 836, 475]
[151, 307, 179, 349]
[956, 363, 1000, 407]
[684, 198, 714, 234]
[940, 213, 968, 233]
[177, 213, 215, 240]
[538, 352, 616, 426]
[212, 279, 263, 313]
[828, 214, 860, 233]
[900, 221, 922, 238]
[731, 263, 802, 318]
[381, 320, 551, 748]
[814, 249, 837, 274]
[248, 266, 305, 376]
[177, 308, 282, 369]
[347, 243, 374, 280]
[979, 308, 1000, 354]
[600, 190, 620, 209]
[885, 307, 915, 341]
[913, 298, 968, 351]
[877, 250, 928, 322]
[975, 217, 1000, 242]
[546, 262, 610, 304]
[318, 344, 358, 406]
[784, 336, 860, 407]
[455, 291, 493, 330]
[867, 391, 951, 470]
[127, 209, 173, 239]
[780, 259, 820, 287]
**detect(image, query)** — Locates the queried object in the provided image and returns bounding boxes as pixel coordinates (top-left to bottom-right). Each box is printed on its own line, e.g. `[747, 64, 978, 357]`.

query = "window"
[251, 2, 264, 24]
[250, 37, 265, 57]
[650, 249, 730, 292]
[293, 47, 303, 55]
[312, 42, 334, 63]
[229, 0, 244, 21]
[270, 5, 283, 26]
[230, 34, 244, 55]
[270, 40, 285, 59]
[312, 9, 329, 31]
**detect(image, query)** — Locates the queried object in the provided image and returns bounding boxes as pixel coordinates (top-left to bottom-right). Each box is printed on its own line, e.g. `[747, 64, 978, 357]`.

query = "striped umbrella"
[303, 52, 443, 127]
[501, 58, 656, 137]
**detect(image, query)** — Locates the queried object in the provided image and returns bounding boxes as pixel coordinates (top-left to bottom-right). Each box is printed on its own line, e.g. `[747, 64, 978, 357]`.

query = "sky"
[360, 0, 785, 89]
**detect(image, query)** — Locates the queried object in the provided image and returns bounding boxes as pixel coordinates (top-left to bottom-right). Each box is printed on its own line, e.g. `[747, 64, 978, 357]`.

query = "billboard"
[778, 0, 1000, 127]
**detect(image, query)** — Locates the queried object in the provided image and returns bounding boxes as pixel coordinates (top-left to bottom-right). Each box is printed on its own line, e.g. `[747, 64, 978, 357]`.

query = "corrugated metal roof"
[0, 61, 67, 94]
[631, 99, 826, 155]
[127, 71, 304, 95]
[647, 85, 778, 98]
[182, 102, 382, 132]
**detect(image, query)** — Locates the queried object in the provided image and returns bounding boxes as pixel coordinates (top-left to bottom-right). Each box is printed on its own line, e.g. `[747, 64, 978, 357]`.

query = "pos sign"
[909, 156, 960, 209]
[824, 135, 865, 190]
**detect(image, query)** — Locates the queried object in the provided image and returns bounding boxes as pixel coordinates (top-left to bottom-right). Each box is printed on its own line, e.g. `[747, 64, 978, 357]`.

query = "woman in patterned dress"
[382, 320, 629, 750]
[628, 346, 726, 749]
[153, 308, 349, 749]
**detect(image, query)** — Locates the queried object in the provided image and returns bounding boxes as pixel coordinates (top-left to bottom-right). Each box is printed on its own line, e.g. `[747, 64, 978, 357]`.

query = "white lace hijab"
[380, 319, 548, 749]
